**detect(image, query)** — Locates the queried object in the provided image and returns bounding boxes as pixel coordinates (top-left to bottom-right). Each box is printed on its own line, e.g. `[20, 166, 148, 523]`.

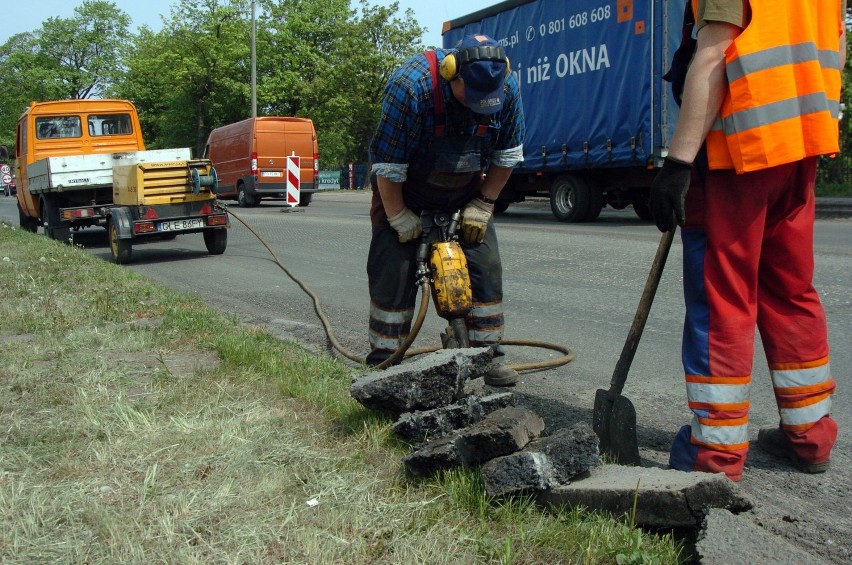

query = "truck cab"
[15, 99, 145, 226]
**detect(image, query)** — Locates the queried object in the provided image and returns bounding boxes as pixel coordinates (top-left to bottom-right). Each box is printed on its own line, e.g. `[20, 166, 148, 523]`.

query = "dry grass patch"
[0, 223, 683, 563]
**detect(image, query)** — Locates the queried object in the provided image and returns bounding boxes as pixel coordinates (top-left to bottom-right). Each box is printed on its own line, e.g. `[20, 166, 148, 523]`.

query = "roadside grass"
[0, 222, 683, 564]
[815, 182, 852, 197]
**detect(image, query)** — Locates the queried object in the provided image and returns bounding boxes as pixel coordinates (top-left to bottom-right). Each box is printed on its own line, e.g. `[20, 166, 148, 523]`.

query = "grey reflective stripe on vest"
[726, 42, 840, 83]
[715, 41, 842, 135]
[711, 95, 840, 134]
[724, 93, 840, 134]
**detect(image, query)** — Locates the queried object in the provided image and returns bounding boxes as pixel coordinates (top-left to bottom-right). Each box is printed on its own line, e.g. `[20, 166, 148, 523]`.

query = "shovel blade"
[592, 389, 641, 466]
[592, 388, 611, 444]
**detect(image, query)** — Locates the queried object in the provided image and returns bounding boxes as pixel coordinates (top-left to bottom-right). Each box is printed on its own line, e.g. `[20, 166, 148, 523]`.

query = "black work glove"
[650, 156, 692, 232]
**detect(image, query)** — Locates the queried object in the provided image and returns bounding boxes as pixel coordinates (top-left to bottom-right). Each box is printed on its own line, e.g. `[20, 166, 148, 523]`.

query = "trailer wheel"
[203, 228, 227, 255]
[108, 219, 132, 264]
[18, 202, 38, 233]
[550, 175, 591, 222]
[584, 186, 604, 222]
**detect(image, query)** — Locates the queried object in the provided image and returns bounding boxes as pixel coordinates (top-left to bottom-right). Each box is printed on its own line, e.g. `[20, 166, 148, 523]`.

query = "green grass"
[815, 182, 852, 197]
[0, 222, 684, 564]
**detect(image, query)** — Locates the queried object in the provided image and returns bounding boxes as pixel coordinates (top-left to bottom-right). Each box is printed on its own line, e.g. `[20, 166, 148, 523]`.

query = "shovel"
[593, 228, 676, 465]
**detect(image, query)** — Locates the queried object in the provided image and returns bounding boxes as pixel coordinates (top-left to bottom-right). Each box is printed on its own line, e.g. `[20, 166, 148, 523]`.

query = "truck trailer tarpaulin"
[443, 0, 686, 222]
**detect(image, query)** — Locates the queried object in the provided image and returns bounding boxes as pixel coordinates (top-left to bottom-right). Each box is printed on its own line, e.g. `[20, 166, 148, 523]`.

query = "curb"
[815, 197, 852, 218]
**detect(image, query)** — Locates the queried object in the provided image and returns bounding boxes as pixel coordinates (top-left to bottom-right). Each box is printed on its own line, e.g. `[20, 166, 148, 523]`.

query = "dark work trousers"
[366, 219, 504, 366]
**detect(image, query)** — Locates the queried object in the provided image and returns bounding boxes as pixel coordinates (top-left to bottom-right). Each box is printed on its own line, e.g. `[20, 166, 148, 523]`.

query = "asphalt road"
[2, 191, 851, 562]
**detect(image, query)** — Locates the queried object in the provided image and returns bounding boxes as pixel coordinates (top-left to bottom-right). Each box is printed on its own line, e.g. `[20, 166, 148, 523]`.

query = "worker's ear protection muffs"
[439, 45, 511, 81]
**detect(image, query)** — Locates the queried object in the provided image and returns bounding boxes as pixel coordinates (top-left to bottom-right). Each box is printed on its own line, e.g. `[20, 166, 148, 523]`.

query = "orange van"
[203, 116, 319, 207]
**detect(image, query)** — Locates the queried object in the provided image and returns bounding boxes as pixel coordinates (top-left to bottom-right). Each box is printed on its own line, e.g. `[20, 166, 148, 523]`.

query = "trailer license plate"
[159, 218, 205, 232]
[261, 171, 282, 177]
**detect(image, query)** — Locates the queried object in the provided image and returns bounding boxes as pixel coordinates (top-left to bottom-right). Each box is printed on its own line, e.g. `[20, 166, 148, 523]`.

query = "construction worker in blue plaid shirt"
[367, 34, 525, 386]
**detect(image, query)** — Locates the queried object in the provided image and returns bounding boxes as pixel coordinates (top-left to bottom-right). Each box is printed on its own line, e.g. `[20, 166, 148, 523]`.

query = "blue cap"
[456, 34, 507, 114]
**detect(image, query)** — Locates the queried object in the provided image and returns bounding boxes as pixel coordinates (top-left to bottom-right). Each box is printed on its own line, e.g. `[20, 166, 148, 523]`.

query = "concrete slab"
[393, 392, 515, 443]
[537, 464, 754, 528]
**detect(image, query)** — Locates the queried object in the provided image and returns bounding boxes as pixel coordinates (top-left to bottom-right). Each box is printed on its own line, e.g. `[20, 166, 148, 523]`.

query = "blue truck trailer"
[443, 0, 685, 221]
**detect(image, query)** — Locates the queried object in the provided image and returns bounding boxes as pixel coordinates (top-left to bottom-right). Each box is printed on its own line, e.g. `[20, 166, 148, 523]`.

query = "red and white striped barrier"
[286, 152, 300, 206]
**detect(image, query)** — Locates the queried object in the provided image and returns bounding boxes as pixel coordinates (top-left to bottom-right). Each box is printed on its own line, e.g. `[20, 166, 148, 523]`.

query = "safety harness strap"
[425, 50, 490, 138]
[424, 50, 446, 138]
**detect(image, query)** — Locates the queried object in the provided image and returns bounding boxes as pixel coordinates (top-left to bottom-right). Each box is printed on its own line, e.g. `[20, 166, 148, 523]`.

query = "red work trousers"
[669, 157, 837, 481]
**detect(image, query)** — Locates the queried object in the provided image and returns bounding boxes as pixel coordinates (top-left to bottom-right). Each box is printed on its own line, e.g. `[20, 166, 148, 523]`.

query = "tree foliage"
[114, 0, 423, 161]
[256, 0, 424, 165]
[0, 0, 423, 164]
[0, 1, 131, 150]
[40, 1, 132, 99]
[114, 0, 252, 153]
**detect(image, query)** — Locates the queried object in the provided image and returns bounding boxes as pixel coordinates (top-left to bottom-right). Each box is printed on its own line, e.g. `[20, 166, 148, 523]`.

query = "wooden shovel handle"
[608, 228, 676, 397]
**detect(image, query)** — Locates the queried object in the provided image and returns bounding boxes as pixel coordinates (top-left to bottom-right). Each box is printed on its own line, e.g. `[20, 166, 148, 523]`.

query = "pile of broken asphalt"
[350, 347, 824, 564]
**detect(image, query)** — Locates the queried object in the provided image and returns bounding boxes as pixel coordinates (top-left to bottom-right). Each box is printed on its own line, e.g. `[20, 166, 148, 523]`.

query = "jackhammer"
[416, 209, 471, 350]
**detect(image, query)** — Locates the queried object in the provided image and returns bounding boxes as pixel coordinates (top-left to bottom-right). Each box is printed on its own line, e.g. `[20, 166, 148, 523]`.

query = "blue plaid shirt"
[370, 50, 524, 182]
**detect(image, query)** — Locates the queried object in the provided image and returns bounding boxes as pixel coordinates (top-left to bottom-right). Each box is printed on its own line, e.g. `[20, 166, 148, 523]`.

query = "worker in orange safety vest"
[650, 0, 845, 482]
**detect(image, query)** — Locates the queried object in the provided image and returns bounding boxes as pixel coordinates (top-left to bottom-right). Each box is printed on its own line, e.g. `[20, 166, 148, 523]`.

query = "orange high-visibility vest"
[693, 0, 843, 173]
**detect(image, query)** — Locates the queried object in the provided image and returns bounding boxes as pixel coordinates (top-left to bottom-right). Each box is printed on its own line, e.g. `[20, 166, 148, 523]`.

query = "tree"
[115, 0, 252, 153]
[115, 0, 424, 163]
[0, 33, 58, 150]
[37, 1, 132, 99]
[257, 0, 424, 166]
[817, 10, 852, 193]
[0, 1, 131, 149]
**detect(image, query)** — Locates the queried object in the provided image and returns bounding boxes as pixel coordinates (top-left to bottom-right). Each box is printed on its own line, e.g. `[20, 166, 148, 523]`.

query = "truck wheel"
[40, 197, 71, 242]
[584, 186, 604, 222]
[299, 192, 313, 207]
[550, 175, 591, 222]
[203, 228, 227, 255]
[633, 200, 653, 221]
[108, 219, 132, 264]
[18, 202, 38, 233]
[237, 182, 257, 207]
[493, 200, 510, 214]
[585, 202, 603, 221]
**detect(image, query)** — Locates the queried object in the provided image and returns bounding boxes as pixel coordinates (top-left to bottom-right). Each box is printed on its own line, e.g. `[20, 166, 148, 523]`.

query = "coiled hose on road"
[228, 208, 575, 372]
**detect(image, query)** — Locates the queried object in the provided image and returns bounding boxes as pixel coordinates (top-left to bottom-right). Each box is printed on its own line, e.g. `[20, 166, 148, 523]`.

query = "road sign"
[1, 173, 11, 185]
[286, 152, 300, 207]
[0, 164, 10, 175]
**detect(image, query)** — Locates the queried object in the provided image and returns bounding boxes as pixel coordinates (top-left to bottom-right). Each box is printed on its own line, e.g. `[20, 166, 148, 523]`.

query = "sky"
[0, 0, 498, 48]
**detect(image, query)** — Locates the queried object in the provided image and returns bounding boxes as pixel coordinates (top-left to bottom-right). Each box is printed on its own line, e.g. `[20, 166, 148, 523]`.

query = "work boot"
[484, 362, 518, 387]
[757, 427, 830, 474]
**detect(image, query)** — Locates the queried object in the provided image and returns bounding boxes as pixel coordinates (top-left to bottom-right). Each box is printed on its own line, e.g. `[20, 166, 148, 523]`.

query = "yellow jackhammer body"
[429, 240, 472, 319]
[415, 210, 472, 349]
